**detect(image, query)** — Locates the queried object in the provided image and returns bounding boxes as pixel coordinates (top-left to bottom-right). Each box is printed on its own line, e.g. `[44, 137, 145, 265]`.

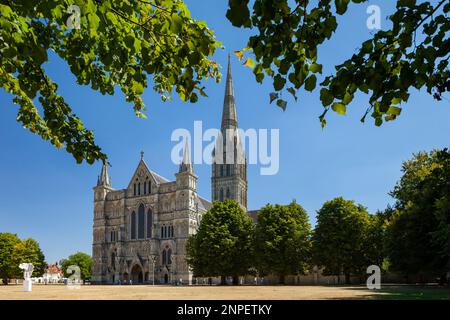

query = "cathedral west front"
[92, 56, 248, 284]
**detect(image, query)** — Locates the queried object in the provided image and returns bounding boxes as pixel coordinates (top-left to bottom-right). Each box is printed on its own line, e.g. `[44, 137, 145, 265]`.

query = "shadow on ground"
[337, 284, 450, 300]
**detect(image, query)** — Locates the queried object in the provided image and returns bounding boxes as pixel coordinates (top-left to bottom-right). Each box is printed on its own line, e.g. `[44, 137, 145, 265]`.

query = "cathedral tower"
[92, 161, 113, 283]
[211, 55, 248, 210]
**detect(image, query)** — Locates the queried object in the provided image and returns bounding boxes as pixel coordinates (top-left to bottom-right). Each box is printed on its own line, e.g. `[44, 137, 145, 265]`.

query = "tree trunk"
[279, 274, 285, 285]
[220, 276, 226, 285]
[232, 276, 239, 285]
[345, 273, 351, 285]
[2, 278, 8, 285]
[438, 273, 448, 286]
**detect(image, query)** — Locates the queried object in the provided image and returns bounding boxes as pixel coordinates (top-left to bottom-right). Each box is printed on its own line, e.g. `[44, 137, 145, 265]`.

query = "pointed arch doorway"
[131, 265, 143, 284]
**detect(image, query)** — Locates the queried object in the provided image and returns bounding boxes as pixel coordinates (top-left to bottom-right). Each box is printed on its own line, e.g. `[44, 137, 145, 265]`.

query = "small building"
[42, 263, 63, 283]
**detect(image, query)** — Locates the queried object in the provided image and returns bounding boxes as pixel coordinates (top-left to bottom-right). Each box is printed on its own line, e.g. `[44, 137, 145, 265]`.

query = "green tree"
[386, 149, 450, 283]
[12, 238, 46, 277]
[186, 199, 254, 285]
[60, 252, 93, 280]
[0, 233, 46, 284]
[0, 233, 21, 284]
[312, 197, 370, 284]
[4, 1, 450, 165]
[364, 210, 389, 271]
[227, 1, 450, 126]
[254, 201, 312, 284]
[1, 0, 221, 164]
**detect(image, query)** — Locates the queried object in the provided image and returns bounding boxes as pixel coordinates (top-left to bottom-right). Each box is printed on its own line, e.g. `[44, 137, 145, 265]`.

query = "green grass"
[371, 285, 450, 300]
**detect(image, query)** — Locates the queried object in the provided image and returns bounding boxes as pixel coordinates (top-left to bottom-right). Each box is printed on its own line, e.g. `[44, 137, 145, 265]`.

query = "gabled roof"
[127, 158, 169, 189]
[150, 170, 171, 184]
[198, 196, 212, 211]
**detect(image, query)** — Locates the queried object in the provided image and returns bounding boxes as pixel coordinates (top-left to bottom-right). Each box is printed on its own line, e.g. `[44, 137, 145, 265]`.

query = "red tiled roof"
[46, 263, 62, 274]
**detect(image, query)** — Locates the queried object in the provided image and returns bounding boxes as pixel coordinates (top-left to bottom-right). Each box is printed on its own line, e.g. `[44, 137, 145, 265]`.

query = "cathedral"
[92, 56, 248, 284]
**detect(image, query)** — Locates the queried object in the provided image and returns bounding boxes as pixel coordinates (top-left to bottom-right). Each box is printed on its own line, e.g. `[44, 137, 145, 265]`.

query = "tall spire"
[179, 139, 193, 173]
[97, 161, 111, 187]
[221, 53, 238, 130]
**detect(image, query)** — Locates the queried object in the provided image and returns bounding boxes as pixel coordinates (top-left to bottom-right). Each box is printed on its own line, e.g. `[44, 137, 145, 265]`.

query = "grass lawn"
[371, 285, 450, 300]
[0, 284, 448, 300]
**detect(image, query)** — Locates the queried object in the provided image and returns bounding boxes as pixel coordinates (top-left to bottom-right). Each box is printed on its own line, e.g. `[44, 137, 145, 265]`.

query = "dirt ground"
[0, 284, 394, 300]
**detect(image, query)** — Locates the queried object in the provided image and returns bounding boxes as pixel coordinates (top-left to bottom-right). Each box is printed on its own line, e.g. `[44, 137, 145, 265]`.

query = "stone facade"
[92, 146, 211, 285]
[92, 56, 247, 285]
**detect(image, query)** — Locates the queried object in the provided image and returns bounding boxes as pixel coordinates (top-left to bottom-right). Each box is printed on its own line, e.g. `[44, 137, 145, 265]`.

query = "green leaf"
[335, 0, 350, 15]
[276, 99, 287, 111]
[106, 11, 118, 24]
[170, 13, 183, 33]
[287, 87, 298, 101]
[88, 13, 100, 36]
[309, 63, 323, 74]
[391, 97, 402, 105]
[342, 92, 353, 104]
[304, 75, 317, 92]
[387, 106, 402, 116]
[132, 81, 144, 95]
[331, 102, 346, 115]
[273, 74, 286, 91]
[226, 0, 251, 27]
[375, 118, 383, 126]
[269, 92, 278, 104]
[320, 88, 334, 106]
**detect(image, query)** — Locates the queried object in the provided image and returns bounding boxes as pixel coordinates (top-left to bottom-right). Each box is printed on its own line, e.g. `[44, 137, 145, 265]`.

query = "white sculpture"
[19, 263, 34, 292]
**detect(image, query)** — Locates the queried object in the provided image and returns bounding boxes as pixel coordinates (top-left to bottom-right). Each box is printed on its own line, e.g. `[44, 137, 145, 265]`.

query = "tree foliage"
[60, 251, 93, 280]
[186, 200, 254, 284]
[227, 0, 450, 127]
[254, 201, 312, 283]
[386, 149, 450, 282]
[0, 233, 21, 284]
[0, 0, 221, 163]
[0, 233, 46, 283]
[312, 197, 374, 283]
[3, 1, 450, 164]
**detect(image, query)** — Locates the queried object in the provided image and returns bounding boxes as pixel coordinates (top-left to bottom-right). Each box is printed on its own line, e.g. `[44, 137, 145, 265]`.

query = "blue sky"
[1, 1, 449, 263]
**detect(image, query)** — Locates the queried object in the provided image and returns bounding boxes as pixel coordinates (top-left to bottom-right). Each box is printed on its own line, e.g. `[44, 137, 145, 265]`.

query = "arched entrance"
[131, 265, 143, 284]
[164, 273, 169, 284]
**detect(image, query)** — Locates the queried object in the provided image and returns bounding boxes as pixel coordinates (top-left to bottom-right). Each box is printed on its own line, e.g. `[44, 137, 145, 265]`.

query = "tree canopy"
[2, 1, 449, 163]
[312, 197, 373, 283]
[228, 0, 450, 127]
[60, 251, 93, 280]
[0, 233, 46, 283]
[0, 0, 221, 164]
[186, 199, 254, 284]
[386, 149, 450, 282]
[254, 201, 312, 283]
